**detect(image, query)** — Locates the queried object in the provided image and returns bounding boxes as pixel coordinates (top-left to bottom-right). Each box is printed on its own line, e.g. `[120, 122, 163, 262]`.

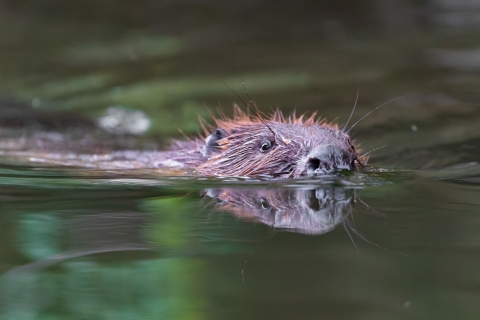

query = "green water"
[1, 1, 480, 319]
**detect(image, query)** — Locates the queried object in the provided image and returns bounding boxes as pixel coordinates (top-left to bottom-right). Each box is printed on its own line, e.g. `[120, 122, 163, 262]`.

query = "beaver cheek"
[296, 145, 354, 176]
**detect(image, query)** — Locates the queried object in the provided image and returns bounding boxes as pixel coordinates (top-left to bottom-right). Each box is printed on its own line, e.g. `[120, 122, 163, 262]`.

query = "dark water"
[1, 1, 480, 319]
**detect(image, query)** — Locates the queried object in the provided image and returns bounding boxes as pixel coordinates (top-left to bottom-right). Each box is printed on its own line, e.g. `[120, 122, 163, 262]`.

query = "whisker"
[241, 77, 257, 113]
[342, 87, 360, 132]
[346, 93, 416, 134]
[220, 79, 277, 137]
[357, 196, 386, 218]
[343, 220, 359, 253]
[361, 144, 388, 158]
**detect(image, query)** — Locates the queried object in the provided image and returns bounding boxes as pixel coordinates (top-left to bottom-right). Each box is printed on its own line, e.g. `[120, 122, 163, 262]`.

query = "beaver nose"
[306, 145, 354, 174]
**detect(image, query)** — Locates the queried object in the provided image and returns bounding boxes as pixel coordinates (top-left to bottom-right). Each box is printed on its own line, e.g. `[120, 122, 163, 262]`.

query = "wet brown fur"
[173, 105, 365, 177]
[2, 106, 365, 176]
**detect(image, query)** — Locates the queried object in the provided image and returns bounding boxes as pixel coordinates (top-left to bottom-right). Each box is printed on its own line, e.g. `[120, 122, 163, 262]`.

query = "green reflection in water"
[18, 213, 62, 261]
[141, 195, 265, 255]
[142, 196, 194, 250]
[2, 258, 206, 320]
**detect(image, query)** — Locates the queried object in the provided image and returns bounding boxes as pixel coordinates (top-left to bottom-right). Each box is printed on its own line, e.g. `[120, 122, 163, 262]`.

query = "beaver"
[145, 105, 365, 177]
[2, 104, 365, 177]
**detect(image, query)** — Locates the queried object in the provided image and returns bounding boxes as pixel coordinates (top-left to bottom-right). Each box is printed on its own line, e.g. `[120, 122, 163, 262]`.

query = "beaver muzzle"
[303, 145, 354, 175]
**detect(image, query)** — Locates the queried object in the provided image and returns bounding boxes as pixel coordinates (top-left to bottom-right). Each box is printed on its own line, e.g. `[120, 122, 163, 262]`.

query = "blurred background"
[0, 0, 479, 163]
[1, 1, 480, 320]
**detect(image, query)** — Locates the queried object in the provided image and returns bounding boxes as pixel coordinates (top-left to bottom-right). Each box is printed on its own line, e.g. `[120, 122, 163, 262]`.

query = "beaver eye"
[260, 140, 272, 152]
[260, 198, 271, 210]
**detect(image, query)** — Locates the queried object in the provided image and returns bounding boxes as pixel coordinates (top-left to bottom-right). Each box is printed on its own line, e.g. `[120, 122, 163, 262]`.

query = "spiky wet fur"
[169, 105, 365, 177]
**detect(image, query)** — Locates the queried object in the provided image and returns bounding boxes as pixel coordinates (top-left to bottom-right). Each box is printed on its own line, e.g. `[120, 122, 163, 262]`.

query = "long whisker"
[343, 220, 359, 253]
[357, 196, 386, 218]
[361, 144, 388, 158]
[241, 78, 276, 137]
[220, 79, 276, 137]
[346, 93, 416, 134]
[342, 87, 360, 132]
[345, 222, 380, 249]
[241, 78, 257, 113]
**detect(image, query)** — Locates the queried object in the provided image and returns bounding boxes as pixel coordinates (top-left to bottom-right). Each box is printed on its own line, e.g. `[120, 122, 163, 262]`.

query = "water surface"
[1, 1, 480, 319]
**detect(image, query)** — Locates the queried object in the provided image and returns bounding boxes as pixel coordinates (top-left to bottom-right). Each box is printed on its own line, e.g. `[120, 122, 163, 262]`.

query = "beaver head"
[197, 106, 365, 177]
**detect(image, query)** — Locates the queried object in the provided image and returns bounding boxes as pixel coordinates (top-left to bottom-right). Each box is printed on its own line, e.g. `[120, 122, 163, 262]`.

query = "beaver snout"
[304, 145, 354, 175]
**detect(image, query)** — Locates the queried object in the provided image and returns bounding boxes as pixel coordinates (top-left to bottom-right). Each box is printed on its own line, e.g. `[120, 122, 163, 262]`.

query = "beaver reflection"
[203, 186, 354, 235]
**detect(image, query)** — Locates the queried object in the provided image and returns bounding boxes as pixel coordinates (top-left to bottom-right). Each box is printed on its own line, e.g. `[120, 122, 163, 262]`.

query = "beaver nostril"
[307, 158, 320, 170]
[307, 158, 330, 172]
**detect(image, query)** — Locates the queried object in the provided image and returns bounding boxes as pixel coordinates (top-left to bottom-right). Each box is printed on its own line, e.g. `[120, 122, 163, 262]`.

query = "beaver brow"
[220, 79, 277, 138]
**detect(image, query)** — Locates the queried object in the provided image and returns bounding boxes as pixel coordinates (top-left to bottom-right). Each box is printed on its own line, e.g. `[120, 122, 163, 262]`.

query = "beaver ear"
[213, 128, 227, 138]
[204, 128, 227, 156]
